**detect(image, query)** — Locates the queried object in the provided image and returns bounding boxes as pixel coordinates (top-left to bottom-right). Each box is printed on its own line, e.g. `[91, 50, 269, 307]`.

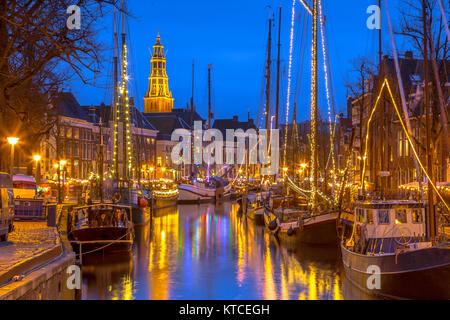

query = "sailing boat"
[263, 1, 340, 246]
[110, 0, 150, 224]
[178, 61, 221, 203]
[340, 0, 450, 299]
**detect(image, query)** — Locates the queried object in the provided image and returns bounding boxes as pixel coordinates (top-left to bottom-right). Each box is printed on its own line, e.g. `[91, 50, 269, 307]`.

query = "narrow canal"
[80, 202, 374, 300]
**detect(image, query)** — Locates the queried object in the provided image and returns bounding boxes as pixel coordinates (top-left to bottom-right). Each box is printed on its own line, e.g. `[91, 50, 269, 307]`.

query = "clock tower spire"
[144, 33, 174, 113]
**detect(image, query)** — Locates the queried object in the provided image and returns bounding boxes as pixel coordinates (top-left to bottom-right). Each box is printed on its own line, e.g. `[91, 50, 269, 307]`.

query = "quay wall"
[0, 252, 76, 300]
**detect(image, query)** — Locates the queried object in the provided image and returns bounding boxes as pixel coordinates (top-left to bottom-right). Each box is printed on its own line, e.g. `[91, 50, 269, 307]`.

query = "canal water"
[80, 202, 374, 300]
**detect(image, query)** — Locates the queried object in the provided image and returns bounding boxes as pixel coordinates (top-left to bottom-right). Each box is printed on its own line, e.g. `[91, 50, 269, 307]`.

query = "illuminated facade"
[144, 33, 174, 113]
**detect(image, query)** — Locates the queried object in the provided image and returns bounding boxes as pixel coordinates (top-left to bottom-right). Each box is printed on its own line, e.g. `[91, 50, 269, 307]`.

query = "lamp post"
[60, 160, 66, 202]
[161, 167, 166, 179]
[54, 163, 61, 203]
[33, 155, 41, 183]
[7, 137, 19, 176]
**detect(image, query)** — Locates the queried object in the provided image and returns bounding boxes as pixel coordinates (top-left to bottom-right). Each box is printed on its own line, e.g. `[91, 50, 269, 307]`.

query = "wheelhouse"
[352, 200, 428, 254]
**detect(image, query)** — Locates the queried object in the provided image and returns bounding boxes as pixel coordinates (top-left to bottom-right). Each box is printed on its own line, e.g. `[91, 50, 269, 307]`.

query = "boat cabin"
[352, 200, 428, 254]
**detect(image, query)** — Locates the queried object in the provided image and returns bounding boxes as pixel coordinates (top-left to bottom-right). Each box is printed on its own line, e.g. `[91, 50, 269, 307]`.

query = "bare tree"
[0, 0, 120, 172]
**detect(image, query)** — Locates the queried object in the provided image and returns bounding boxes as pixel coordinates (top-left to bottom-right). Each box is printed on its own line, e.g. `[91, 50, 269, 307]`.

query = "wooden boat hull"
[69, 226, 132, 254]
[153, 196, 178, 210]
[341, 242, 450, 299]
[247, 207, 265, 226]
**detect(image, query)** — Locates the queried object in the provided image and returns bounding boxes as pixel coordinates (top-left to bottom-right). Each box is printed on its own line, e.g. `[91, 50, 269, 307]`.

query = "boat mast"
[99, 117, 104, 203]
[275, 7, 282, 131]
[121, 0, 128, 182]
[208, 64, 212, 129]
[422, 0, 436, 240]
[264, 16, 272, 134]
[190, 59, 195, 178]
[112, 8, 119, 181]
[310, 0, 318, 211]
[378, 0, 386, 196]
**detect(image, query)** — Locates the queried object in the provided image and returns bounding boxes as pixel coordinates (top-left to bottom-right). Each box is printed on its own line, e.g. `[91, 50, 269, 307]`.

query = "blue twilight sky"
[69, 0, 412, 124]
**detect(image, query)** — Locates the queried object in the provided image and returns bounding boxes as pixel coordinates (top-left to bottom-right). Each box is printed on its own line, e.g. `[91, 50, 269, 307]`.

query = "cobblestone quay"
[0, 221, 75, 300]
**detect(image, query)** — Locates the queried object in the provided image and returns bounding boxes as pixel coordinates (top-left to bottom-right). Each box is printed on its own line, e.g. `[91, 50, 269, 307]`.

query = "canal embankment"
[0, 216, 76, 300]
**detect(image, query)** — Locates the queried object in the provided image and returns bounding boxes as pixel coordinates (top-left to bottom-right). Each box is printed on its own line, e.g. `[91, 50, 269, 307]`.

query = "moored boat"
[68, 204, 134, 255]
[341, 200, 450, 299]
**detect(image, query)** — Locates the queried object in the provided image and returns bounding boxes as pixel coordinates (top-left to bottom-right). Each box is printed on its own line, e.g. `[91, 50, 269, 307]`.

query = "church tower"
[144, 33, 174, 113]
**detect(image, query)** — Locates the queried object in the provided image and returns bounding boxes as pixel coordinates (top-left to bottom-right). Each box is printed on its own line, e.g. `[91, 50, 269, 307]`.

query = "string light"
[283, 0, 297, 166]
[361, 78, 449, 212]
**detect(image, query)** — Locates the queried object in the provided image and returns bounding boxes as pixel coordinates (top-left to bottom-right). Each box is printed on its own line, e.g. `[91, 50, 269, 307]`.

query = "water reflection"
[81, 202, 374, 300]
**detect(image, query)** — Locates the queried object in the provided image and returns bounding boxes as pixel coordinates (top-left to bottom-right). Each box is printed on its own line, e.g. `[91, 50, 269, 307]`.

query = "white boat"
[178, 182, 217, 203]
[341, 199, 450, 299]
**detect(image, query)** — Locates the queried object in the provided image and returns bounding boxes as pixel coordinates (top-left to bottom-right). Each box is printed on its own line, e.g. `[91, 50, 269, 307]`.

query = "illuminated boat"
[178, 181, 217, 203]
[341, 200, 450, 299]
[178, 177, 230, 203]
[246, 192, 267, 226]
[147, 180, 178, 209]
[68, 204, 134, 255]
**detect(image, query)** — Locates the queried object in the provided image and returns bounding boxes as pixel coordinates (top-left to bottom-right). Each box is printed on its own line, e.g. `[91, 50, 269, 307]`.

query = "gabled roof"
[54, 92, 90, 121]
[144, 114, 191, 140]
[212, 116, 257, 136]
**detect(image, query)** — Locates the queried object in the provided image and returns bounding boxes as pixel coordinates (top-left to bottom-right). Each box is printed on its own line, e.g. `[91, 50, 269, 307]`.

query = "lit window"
[367, 210, 374, 224]
[395, 210, 407, 224]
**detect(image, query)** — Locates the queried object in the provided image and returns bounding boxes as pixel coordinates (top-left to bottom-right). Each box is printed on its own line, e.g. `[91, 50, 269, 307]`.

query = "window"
[157, 156, 162, 166]
[412, 210, 423, 223]
[356, 208, 365, 223]
[66, 127, 72, 138]
[398, 131, 409, 157]
[395, 210, 407, 224]
[367, 210, 374, 224]
[73, 128, 79, 139]
[378, 210, 390, 224]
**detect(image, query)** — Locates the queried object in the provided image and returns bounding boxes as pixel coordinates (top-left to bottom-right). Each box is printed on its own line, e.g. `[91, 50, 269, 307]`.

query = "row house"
[39, 93, 158, 181]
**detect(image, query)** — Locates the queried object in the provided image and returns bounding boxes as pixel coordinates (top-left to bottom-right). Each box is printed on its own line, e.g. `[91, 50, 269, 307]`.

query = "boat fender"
[268, 219, 278, 231]
[138, 197, 148, 208]
[287, 226, 294, 236]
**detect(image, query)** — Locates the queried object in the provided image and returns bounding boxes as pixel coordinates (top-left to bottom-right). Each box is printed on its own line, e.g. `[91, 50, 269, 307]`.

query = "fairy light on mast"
[283, 0, 297, 165]
[318, 0, 337, 202]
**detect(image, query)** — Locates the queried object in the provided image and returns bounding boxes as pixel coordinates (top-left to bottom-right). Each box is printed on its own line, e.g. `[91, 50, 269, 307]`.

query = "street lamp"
[33, 155, 41, 183]
[7, 137, 19, 176]
[161, 167, 166, 179]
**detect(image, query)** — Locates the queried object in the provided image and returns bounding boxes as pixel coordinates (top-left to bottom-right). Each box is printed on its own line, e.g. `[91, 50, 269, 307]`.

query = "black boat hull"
[341, 242, 450, 299]
[69, 226, 132, 254]
[131, 206, 151, 225]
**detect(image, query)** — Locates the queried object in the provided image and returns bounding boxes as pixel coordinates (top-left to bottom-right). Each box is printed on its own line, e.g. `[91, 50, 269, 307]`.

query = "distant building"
[351, 51, 449, 195]
[39, 92, 158, 181]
